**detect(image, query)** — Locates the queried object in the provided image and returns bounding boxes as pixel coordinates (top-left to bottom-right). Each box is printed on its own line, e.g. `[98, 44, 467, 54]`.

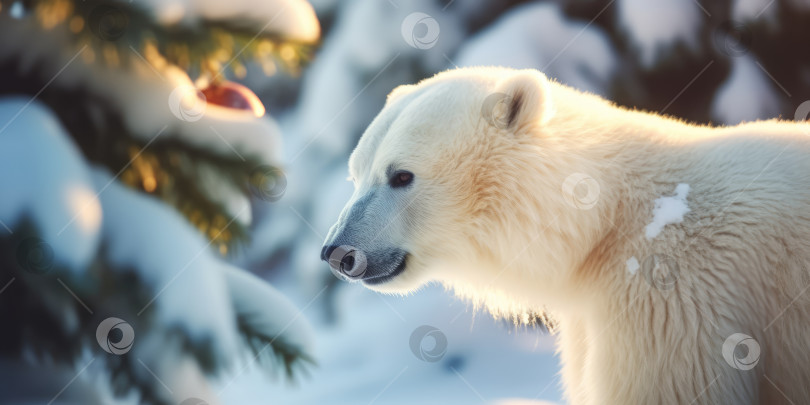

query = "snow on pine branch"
[0, 15, 291, 233]
[0, 19, 284, 168]
[0, 108, 314, 397]
[0, 99, 312, 402]
[122, 0, 320, 43]
[0, 98, 101, 276]
[92, 168, 240, 365]
[93, 168, 314, 373]
[222, 264, 315, 378]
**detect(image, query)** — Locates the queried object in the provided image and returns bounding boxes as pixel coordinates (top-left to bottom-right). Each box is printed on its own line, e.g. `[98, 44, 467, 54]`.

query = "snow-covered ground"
[220, 284, 563, 405]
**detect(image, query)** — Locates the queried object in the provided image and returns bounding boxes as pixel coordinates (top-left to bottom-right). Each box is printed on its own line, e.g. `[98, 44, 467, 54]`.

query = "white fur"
[339, 67, 810, 404]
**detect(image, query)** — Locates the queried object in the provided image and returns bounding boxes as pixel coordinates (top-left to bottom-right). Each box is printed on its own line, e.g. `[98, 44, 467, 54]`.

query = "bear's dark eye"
[389, 170, 414, 188]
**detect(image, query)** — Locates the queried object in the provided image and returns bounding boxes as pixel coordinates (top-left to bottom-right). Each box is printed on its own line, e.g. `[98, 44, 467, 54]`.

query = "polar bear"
[320, 67, 810, 404]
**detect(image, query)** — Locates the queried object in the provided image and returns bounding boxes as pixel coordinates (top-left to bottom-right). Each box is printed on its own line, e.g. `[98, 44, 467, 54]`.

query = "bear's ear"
[486, 70, 554, 131]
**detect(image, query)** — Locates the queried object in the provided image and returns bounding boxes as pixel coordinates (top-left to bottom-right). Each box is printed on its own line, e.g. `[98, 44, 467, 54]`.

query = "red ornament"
[199, 81, 266, 117]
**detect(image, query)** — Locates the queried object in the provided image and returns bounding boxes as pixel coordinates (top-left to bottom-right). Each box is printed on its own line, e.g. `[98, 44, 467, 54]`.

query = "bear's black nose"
[321, 245, 367, 278]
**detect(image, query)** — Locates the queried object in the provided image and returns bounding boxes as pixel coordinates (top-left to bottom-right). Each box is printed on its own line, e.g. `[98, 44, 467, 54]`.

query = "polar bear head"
[321, 68, 602, 307]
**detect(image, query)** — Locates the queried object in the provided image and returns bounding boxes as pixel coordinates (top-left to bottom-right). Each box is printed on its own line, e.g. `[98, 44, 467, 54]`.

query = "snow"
[645, 184, 691, 240]
[219, 285, 563, 405]
[456, 2, 617, 96]
[121, 0, 320, 42]
[0, 98, 101, 274]
[617, 0, 703, 68]
[711, 54, 784, 124]
[91, 168, 241, 364]
[626, 256, 640, 275]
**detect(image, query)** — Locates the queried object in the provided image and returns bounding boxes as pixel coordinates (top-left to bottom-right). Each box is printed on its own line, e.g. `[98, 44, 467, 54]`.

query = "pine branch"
[3, 0, 317, 79]
[223, 264, 315, 381]
[240, 324, 315, 380]
[0, 220, 183, 405]
[0, 219, 297, 404]
[0, 58, 285, 250]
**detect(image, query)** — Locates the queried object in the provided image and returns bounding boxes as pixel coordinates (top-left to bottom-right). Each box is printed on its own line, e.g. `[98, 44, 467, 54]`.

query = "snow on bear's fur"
[322, 67, 810, 404]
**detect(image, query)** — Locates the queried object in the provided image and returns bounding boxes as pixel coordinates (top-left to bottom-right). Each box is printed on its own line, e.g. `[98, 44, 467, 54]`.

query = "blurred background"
[1, 0, 810, 404]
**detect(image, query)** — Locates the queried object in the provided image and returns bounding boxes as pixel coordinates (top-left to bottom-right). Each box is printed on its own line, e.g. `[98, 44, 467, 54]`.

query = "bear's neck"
[474, 90, 712, 314]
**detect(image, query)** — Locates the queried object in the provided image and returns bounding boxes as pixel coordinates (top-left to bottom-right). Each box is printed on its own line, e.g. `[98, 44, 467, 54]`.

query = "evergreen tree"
[0, 0, 320, 404]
